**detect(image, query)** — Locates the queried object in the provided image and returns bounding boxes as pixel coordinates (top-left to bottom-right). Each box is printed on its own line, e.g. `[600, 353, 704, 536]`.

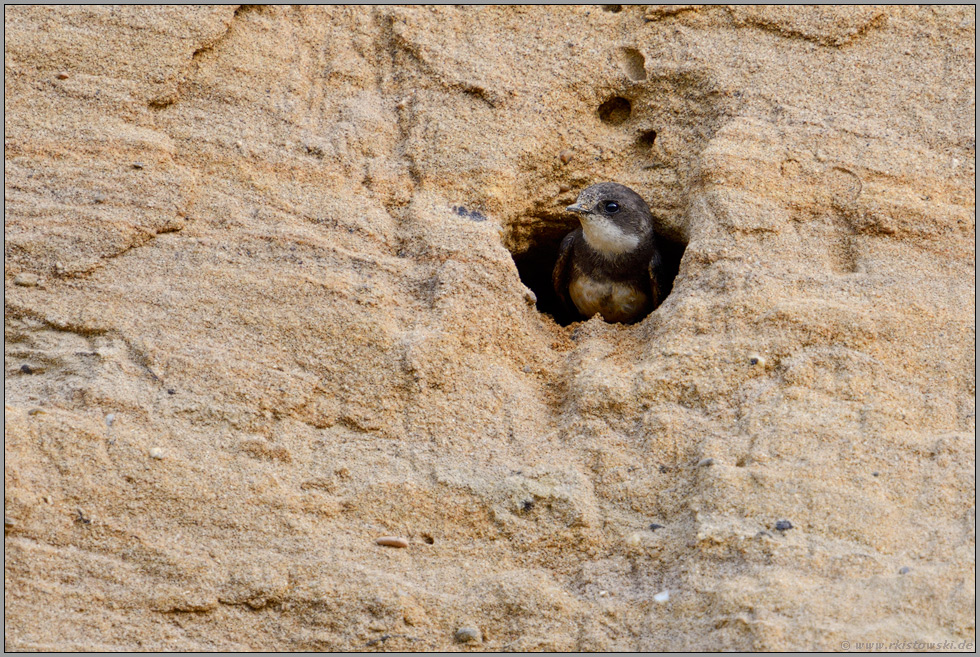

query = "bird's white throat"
[581, 214, 642, 256]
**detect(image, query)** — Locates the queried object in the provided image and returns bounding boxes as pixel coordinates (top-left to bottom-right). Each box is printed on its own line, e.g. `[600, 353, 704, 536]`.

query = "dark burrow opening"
[597, 96, 632, 125]
[512, 219, 687, 327]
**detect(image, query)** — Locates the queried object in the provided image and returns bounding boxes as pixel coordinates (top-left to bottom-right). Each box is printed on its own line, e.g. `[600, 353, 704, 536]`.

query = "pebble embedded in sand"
[149, 447, 165, 460]
[653, 590, 670, 603]
[13, 273, 39, 287]
[55, 71, 69, 80]
[559, 149, 574, 164]
[748, 353, 765, 367]
[899, 566, 911, 575]
[454, 627, 481, 643]
[697, 457, 715, 468]
[775, 519, 793, 531]
[375, 536, 409, 548]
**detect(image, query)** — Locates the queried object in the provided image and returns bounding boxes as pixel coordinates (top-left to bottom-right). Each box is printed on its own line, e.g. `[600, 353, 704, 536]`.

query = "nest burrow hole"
[511, 218, 687, 327]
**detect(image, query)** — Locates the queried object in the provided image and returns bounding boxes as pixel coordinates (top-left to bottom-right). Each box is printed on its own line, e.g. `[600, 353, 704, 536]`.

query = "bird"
[552, 182, 664, 324]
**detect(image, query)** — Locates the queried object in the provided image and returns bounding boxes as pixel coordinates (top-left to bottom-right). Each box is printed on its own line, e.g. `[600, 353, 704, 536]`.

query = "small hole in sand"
[619, 47, 647, 81]
[598, 96, 631, 125]
[638, 130, 657, 149]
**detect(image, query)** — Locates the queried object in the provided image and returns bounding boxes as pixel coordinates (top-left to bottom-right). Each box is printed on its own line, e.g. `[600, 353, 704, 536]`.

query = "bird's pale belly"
[569, 275, 648, 324]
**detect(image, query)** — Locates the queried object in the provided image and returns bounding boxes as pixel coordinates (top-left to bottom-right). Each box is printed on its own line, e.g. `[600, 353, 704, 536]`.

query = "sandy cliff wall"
[4, 5, 975, 651]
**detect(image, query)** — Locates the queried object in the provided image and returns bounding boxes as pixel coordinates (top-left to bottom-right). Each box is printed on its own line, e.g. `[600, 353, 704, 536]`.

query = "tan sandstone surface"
[4, 5, 975, 651]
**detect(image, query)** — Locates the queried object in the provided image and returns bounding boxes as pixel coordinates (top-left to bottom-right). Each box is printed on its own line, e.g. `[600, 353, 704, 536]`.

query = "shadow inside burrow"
[510, 218, 686, 328]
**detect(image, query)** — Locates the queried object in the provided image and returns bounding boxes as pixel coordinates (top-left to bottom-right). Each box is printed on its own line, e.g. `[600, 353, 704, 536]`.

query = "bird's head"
[566, 182, 653, 257]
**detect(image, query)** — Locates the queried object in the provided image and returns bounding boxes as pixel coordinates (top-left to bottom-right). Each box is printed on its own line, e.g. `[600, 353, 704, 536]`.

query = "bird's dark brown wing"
[648, 248, 663, 309]
[553, 231, 577, 315]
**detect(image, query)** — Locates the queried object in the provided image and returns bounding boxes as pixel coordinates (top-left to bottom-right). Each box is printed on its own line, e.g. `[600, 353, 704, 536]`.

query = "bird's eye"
[603, 201, 620, 213]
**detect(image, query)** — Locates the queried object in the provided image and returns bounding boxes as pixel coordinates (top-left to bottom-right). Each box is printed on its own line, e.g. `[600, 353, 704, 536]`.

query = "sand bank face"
[4, 5, 975, 651]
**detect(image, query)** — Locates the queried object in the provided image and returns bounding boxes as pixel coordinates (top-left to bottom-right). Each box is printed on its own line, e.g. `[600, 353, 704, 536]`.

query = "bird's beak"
[566, 203, 588, 214]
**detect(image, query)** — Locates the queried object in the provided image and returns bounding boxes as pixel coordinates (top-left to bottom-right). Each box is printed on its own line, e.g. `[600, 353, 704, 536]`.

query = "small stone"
[558, 184, 571, 193]
[105, 413, 116, 427]
[649, 523, 664, 532]
[748, 353, 765, 367]
[454, 627, 481, 644]
[132, 162, 145, 170]
[559, 149, 574, 164]
[44, 496, 53, 504]
[599, 590, 609, 597]
[815, 149, 827, 162]
[775, 519, 793, 531]
[696, 457, 715, 468]
[375, 536, 409, 548]
[14, 273, 39, 287]
[149, 447, 165, 460]
[899, 566, 911, 575]
[524, 288, 537, 306]
[4, 516, 14, 528]
[653, 589, 670, 603]
[54, 262, 66, 274]
[94, 193, 106, 203]
[55, 71, 69, 80]
[395, 98, 408, 110]
[20, 364, 34, 374]
[522, 365, 532, 373]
